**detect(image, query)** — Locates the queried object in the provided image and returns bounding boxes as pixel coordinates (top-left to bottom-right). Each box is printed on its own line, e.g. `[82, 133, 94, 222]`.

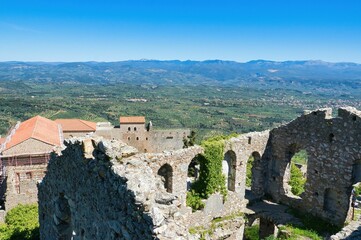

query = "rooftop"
[1, 115, 62, 152]
[55, 119, 97, 132]
[119, 116, 146, 124]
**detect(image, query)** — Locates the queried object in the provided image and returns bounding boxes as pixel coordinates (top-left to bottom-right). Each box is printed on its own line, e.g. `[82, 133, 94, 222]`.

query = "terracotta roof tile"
[2, 116, 62, 151]
[55, 119, 96, 132]
[119, 116, 146, 124]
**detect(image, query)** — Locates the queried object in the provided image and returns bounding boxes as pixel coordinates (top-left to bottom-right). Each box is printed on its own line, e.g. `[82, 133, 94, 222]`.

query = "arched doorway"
[224, 150, 237, 191]
[158, 164, 173, 193]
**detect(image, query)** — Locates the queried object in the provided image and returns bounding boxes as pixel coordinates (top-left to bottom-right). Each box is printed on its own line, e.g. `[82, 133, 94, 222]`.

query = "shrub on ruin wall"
[246, 155, 254, 188]
[0, 204, 39, 240]
[290, 163, 306, 196]
[187, 134, 238, 210]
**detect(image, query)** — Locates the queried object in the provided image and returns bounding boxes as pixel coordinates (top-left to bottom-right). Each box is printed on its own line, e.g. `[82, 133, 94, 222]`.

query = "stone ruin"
[38, 107, 361, 239]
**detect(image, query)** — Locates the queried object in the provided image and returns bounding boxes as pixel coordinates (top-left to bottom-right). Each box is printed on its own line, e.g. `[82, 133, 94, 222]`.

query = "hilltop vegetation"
[0, 79, 360, 140]
[1, 80, 360, 140]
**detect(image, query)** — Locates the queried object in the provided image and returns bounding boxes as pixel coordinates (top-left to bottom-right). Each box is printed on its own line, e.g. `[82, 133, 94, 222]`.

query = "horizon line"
[1, 59, 361, 64]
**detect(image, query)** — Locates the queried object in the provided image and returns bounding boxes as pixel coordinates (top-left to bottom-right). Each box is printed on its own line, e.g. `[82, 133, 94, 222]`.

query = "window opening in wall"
[166, 136, 173, 139]
[246, 152, 261, 190]
[128, 127, 131, 131]
[223, 150, 236, 191]
[136, 137, 139, 140]
[329, 133, 335, 143]
[134, 127, 137, 131]
[15, 173, 20, 194]
[157, 164, 173, 193]
[146, 137, 148, 140]
[350, 161, 361, 220]
[323, 188, 338, 214]
[284, 145, 308, 198]
[127, 137, 131, 141]
[248, 137, 252, 144]
[26, 172, 32, 179]
[187, 155, 201, 191]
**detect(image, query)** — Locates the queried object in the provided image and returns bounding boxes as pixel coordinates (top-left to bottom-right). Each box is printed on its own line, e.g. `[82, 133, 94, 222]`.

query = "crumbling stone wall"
[39, 138, 247, 239]
[95, 125, 190, 153]
[224, 131, 270, 199]
[260, 107, 361, 226]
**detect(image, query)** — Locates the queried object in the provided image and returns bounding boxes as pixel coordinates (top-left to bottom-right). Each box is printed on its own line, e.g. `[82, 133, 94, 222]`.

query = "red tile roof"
[2, 116, 62, 151]
[119, 116, 146, 124]
[55, 119, 96, 132]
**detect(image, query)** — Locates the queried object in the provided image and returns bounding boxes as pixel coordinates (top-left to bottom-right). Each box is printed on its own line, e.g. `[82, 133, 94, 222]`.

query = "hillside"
[1, 60, 361, 95]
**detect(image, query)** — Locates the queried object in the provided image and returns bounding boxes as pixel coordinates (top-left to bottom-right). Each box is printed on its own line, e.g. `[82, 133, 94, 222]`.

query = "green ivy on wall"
[187, 133, 238, 210]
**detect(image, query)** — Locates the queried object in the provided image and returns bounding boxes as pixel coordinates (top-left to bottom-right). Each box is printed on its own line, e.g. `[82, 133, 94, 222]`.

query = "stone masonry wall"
[95, 126, 190, 153]
[5, 164, 47, 210]
[261, 107, 361, 226]
[39, 137, 247, 239]
[2, 138, 54, 156]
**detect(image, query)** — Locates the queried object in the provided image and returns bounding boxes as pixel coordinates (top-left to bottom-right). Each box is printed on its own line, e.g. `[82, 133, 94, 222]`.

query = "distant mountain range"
[1, 60, 361, 94]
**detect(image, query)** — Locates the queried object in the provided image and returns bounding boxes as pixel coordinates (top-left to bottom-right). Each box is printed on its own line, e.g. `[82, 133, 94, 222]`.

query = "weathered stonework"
[5, 164, 47, 210]
[259, 107, 361, 226]
[39, 138, 246, 239]
[38, 106, 361, 239]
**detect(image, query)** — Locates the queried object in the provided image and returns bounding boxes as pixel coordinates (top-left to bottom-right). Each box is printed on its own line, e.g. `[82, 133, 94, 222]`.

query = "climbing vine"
[187, 134, 239, 210]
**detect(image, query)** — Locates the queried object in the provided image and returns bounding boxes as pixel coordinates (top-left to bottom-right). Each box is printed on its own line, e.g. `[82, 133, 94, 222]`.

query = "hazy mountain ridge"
[1, 60, 361, 94]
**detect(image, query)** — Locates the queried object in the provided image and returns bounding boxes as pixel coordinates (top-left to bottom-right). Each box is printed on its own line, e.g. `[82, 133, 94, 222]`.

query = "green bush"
[186, 190, 205, 211]
[186, 134, 234, 210]
[0, 204, 39, 240]
[246, 156, 254, 188]
[289, 163, 306, 196]
[244, 225, 259, 240]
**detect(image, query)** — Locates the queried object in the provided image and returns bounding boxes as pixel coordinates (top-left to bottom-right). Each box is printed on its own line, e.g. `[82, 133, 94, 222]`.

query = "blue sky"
[1, 0, 361, 62]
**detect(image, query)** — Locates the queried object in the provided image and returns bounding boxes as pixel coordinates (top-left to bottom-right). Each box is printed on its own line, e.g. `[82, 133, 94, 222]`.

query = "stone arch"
[249, 151, 262, 190]
[224, 150, 237, 191]
[282, 143, 308, 197]
[157, 164, 173, 193]
[53, 193, 73, 239]
[352, 160, 361, 183]
[187, 155, 201, 191]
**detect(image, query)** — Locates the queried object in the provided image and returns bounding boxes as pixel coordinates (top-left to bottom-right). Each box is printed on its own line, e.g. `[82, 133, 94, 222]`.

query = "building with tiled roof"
[55, 119, 96, 138]
[0, 115, 63, 211]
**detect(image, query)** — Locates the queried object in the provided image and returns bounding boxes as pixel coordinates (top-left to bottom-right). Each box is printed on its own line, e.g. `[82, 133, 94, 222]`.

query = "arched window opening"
[134, 127, 137, 131]
[246, 152, 261, 189]
[283, 144, 308, 198]
[187, 155, 201, 191]
[128, 127, 131, 131]
[224, 150, 236, 191]
[157, 164, 173, 193]
[136, 137, 139, 140]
